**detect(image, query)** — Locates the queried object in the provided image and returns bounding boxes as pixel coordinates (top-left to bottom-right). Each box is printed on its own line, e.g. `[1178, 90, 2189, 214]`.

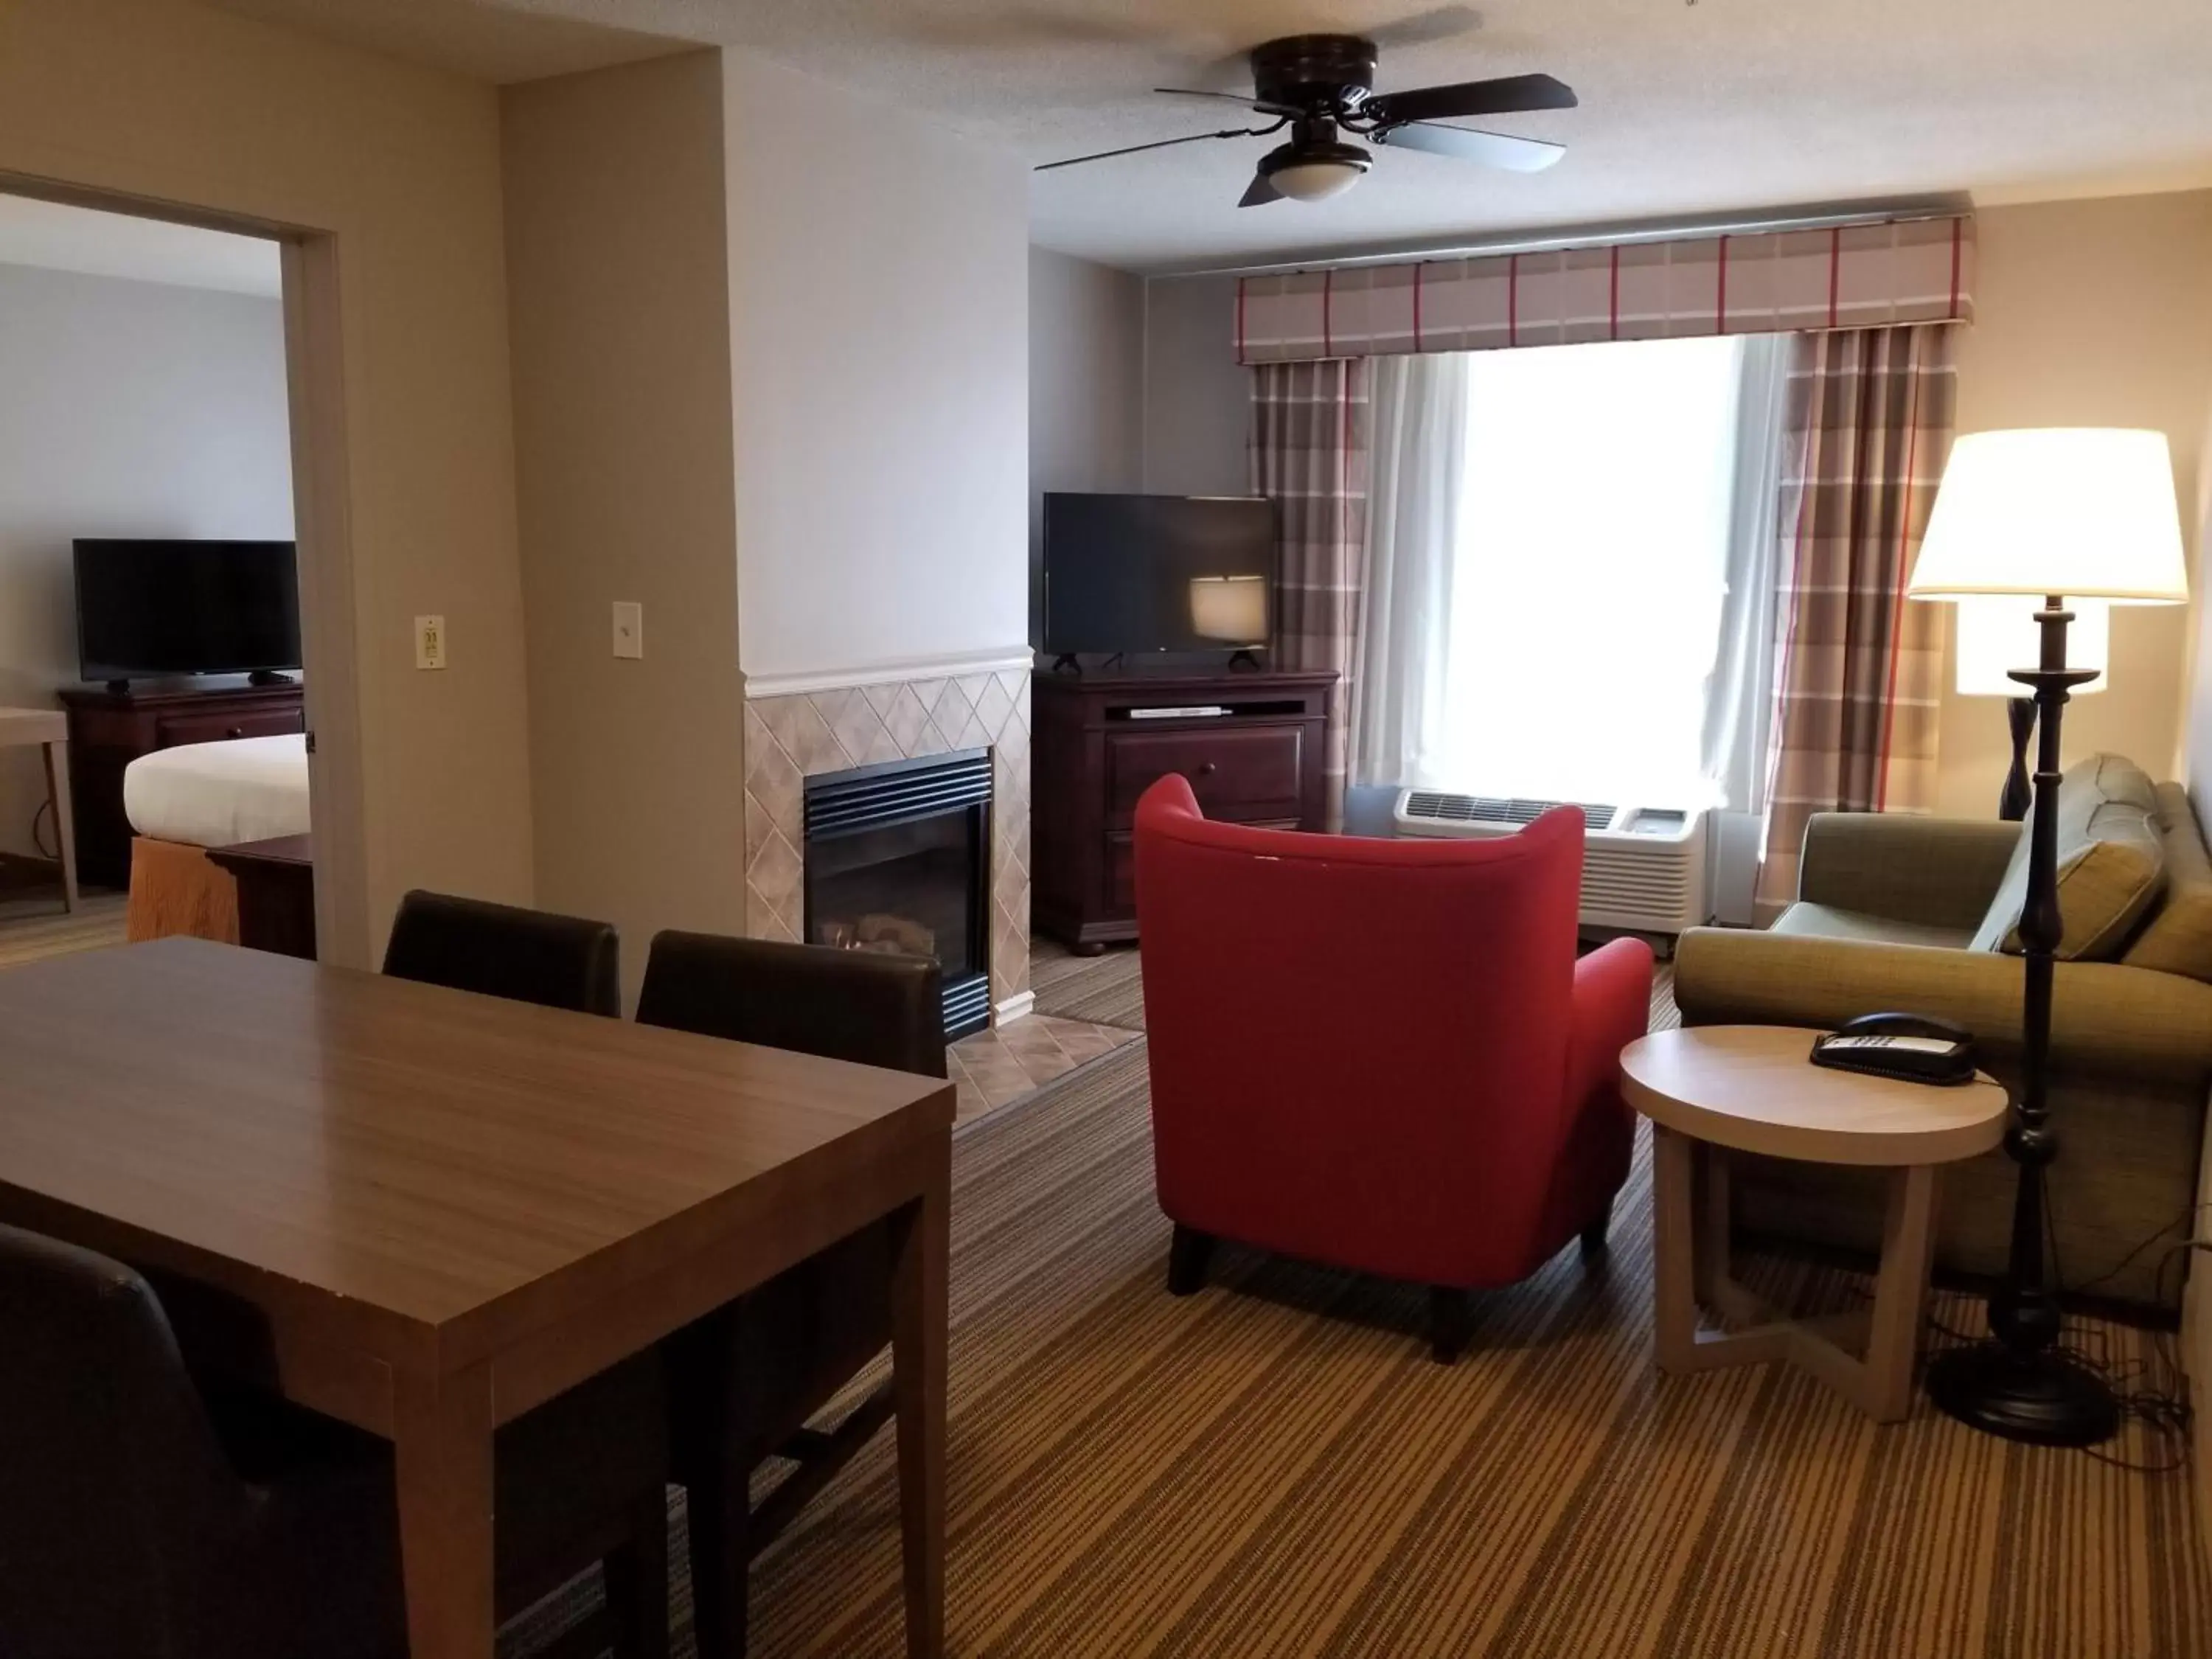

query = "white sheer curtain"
[1701, 333, 1792, 812]
[1347, 351, 1470, 787]
[1430, 335, 1745, 805]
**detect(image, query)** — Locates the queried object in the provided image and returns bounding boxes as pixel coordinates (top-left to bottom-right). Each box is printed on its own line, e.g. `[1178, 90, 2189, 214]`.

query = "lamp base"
[1925, 1342, 2120, 1447]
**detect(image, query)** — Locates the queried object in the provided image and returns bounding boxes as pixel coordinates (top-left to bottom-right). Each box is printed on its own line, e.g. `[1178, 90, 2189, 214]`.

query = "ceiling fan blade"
[1363, 72, 1577, 126]
[1155, 87, 1302, 118]
[1239, 171, 1284, 208]
[1374, 121, 1565, 172]
[1368, 4, 1484, 49]
[1036, 128, 1262, 173]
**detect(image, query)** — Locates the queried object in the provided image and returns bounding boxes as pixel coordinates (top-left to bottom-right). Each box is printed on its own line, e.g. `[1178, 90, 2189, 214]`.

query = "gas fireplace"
[801, 748, 992, 1040]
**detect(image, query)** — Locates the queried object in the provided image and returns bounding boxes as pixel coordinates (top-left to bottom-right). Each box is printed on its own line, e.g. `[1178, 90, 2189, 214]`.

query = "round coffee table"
[1619, 1025, 2008, 1423]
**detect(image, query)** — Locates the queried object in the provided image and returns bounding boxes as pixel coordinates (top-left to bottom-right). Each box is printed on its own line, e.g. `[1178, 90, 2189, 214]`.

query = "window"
[1430, 335, 1747, 806]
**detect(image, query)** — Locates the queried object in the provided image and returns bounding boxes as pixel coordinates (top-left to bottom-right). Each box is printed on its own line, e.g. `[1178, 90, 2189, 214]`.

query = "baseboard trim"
[743, 648, 1034, 701]
[994, 990, 1037, 1025]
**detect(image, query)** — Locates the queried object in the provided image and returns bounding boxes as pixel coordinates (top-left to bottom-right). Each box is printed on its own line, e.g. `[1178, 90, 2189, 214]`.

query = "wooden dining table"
[0, 936, 955, 1659]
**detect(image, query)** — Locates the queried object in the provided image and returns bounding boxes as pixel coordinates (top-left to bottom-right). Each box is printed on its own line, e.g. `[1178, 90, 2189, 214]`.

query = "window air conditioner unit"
[1391, 791, 1712, 936]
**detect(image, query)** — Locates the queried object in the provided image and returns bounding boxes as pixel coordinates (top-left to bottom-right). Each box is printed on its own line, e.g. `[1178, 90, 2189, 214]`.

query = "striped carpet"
[1031, 938, 1684, 1036]
[511, 996, 2205, 1659]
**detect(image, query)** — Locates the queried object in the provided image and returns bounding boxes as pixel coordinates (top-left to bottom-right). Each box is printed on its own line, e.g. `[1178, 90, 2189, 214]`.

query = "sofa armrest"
[1798, 813, 2020, 930]
[1673, 927, 2212, 1088]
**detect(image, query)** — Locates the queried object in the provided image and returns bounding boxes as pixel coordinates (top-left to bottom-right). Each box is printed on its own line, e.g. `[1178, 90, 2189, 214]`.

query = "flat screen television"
[1042, 493, 1277, 657]
[74, 538, 302, 685]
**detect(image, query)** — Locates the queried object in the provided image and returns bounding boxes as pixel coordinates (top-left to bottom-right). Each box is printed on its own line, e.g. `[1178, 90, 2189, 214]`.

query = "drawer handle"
[1195, 761, 1217, 776]
[225, 726, 243, 739]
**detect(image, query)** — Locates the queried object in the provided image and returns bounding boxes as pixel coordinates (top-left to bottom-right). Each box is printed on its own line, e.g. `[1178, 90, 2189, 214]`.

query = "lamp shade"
[1188, 574, 1269, 644]
[1907, 428, 2189, 604]
[1954, 597, 2108, 696]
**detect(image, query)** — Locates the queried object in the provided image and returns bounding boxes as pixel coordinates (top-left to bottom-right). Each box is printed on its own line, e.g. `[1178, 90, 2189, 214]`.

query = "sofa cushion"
[2124, 782, 2212, 983]
[1770, 902, 1978, 952]
[1968, 754, 2166, 960]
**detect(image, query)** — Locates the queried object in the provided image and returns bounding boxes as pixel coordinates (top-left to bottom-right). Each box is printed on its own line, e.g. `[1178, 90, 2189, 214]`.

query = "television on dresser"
[74, 538, 302, 686]
[1041, 493, 1277, 660]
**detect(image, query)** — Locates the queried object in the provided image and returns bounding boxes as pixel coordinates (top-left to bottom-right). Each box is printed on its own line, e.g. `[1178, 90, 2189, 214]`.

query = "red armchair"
[1134, 775, 1655, 1361]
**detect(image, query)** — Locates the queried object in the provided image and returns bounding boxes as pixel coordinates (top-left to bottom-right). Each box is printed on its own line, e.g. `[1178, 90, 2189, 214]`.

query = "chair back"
[636, 932, 945, 1078]
[382, 890, 621, 1016]
[1134, 775, 1586, 1284]
[0, 1223, 250, 1658]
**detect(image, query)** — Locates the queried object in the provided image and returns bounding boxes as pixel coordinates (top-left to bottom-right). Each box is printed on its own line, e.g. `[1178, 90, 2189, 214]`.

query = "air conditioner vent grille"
[1400, 792, 1616, 829]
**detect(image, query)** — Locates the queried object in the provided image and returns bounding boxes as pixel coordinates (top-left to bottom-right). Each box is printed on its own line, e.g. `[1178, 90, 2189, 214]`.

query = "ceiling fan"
[1037, 33, 1577, 207]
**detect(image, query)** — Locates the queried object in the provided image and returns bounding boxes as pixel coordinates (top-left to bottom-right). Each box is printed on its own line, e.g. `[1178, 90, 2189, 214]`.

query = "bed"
[123, 734, 311, 945]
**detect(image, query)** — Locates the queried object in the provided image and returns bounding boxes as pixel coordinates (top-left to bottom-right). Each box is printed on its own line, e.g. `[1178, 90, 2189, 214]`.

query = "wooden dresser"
[58, 681, 306, 888]
[1032, 667, 1335, 953]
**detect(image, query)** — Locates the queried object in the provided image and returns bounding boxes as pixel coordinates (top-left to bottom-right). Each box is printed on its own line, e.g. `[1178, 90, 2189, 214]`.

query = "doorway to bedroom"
[0, 192, 313, 966]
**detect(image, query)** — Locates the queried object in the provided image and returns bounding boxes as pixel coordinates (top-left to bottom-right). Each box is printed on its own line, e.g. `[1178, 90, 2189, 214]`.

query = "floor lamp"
[1953, 598, 2110, 820]
[1906, 428, 2191, 1447]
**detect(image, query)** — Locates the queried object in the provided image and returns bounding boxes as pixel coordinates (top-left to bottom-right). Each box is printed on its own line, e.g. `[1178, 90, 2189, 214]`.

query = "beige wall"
[2189, 374, 2212, 807]
[1029, 248, 1144, 644]
[1142, 274, 1251, 497]
[1935, 190, 2212, 815]
[501, 51, 746, 1005]
[0, 0, 536, 956]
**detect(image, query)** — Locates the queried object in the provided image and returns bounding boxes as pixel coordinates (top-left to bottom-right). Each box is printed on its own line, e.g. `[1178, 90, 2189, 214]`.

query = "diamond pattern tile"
[744, 667, 1030, 1022]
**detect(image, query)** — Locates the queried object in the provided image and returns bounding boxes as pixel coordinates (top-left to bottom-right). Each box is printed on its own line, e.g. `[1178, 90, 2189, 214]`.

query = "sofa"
[1674, 754, 2212, 1310]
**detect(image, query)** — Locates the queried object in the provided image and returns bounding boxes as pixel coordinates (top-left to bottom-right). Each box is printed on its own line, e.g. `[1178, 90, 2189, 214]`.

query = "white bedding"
[124, 734, 311, 849]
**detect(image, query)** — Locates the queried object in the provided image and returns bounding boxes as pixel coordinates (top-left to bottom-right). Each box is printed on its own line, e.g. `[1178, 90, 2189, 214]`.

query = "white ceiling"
[215, 0, 2212, 272]
[0, 194, 283, 296]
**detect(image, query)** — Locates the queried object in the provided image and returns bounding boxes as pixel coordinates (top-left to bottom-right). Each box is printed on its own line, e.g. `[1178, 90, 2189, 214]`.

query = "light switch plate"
[415, 614, 447, 670]
[612, 601, 644, 660]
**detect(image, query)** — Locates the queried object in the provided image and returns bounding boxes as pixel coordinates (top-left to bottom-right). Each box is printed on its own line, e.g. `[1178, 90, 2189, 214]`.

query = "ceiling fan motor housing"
[1250, 34, 1381, 111]
[1259, 117, 1374, 186]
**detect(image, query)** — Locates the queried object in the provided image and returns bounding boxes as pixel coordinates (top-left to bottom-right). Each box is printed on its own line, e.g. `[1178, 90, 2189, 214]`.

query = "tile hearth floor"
[946, 1009, 1140, 1124]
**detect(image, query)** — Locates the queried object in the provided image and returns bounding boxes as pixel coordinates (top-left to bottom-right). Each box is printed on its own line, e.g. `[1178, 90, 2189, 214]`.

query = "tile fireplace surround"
[742, 667, 1032, 1018]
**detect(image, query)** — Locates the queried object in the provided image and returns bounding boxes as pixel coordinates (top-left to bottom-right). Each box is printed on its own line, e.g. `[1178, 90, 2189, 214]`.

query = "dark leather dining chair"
[634, 931, 944, 1659]
[0, 1221, 672, 1659]
[382, 889, 622, 1016]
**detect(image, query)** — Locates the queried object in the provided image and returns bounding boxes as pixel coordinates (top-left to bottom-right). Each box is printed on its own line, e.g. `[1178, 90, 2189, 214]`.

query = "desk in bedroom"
[58, 681, 306, 888]
[0, 708, 76, 911]
[0, 939, 955, 1659]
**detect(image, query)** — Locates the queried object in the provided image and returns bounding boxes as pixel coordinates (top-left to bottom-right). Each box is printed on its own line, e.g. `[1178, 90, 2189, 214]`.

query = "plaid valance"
[1234, 214, 1974, 364]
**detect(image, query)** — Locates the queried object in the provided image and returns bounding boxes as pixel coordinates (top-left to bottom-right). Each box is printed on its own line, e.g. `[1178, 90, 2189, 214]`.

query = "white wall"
[1029, 248, 1142, 643]
[724, 52, 1029, 686]
[0, 260, 291, 858]
[1142, 274, 1250, 498]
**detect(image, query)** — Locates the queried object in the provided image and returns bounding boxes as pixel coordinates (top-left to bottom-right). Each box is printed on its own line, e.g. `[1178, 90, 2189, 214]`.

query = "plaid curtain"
[1756, 324, 1956, 919]
[1251, 359, 1371, 831]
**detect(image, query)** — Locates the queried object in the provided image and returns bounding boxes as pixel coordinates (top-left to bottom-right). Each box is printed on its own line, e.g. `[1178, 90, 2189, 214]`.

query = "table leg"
[41, 740, 77, 913]
[1652, 1124, 1700, 1374]
[392, 1363, 497, 1659]
[888, 1135, 950, 1659]
[1862, 1163, 1940, 1423]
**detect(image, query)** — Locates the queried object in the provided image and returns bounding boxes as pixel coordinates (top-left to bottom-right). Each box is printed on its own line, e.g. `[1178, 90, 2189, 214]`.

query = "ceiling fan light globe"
[1267, 159, 1366, 200]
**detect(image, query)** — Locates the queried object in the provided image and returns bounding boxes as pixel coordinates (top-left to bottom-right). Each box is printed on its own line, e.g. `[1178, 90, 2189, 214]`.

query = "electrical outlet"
[612, 601, 644, 660]
[415, 614, 447, 670]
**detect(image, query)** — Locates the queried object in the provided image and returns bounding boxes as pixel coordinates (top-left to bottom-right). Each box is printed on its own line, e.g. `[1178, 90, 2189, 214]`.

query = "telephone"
[1809, 1013, 1980, 1087]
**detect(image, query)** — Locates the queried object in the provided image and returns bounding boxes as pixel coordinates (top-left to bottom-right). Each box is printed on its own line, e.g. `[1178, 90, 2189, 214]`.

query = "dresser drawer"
[1107, 819, 1299, 911]
[157, 705, 305, 748]
[1105, 723, 1306, 824]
